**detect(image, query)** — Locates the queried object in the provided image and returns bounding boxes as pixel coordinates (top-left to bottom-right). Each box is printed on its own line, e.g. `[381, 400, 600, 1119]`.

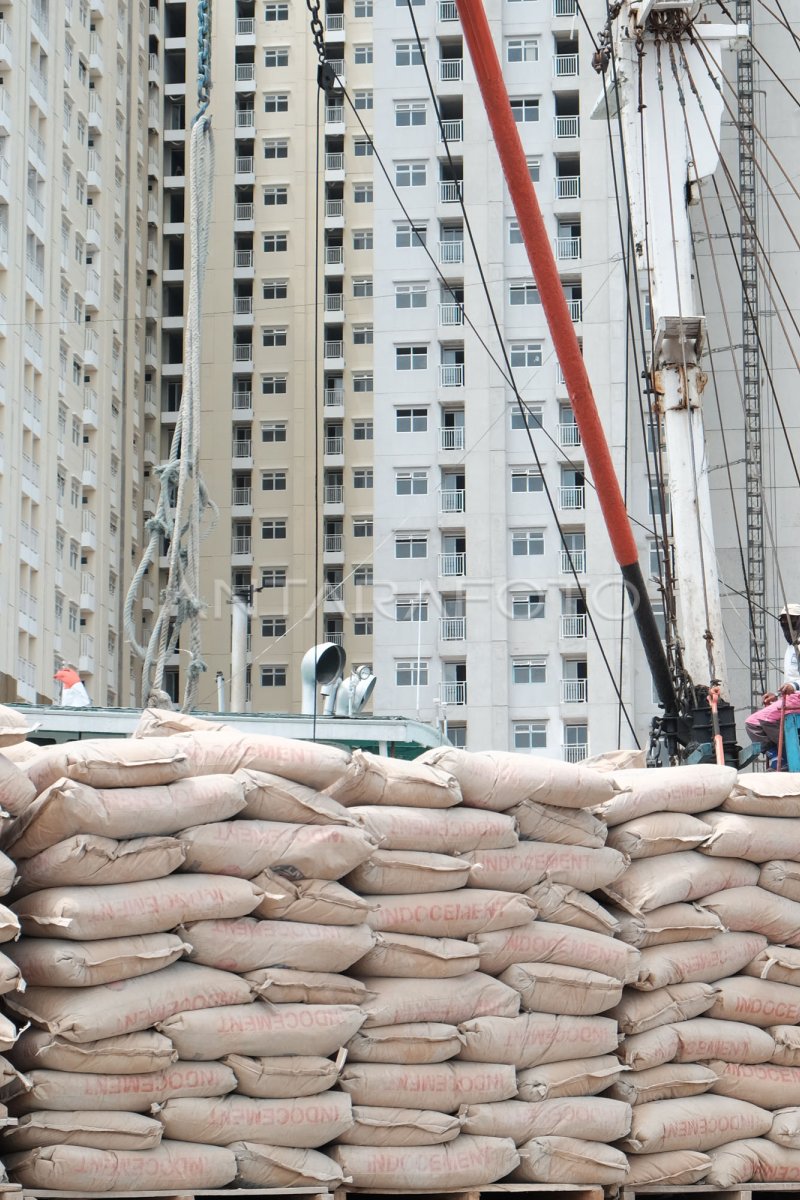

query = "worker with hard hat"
[745, 604, 800, 757]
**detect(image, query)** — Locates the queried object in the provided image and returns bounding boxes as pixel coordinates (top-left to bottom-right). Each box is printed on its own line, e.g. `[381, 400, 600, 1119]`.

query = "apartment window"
[354, 565, 373, 586]
[353, 468, 373, 489]
[649, 483, 671, 517]
[513, 657, 547, 684]
[396, 283, 427, 309]
[261, 616, 287, 637]
[353, 518, 373, 538]
[510, 342, 543, 368]
[264, 47, 289, 68]
[261, 421, 287, 442]
[260, 665, 287, 686]
[264, 92, 289, 113]
[397, 597, 428, 621]
[509, 282, 540, 306]
[396, 42, 425, 66]
[261, 471, 287, 491]
[354, 43, 373, 64]
[353, 419, 373, 440]
[264, 3, 289, 19]
[396, 534, 428, 559]
[396, 345, 427, 371]
[512, 529, 545, 557]
[396, 659, 429, 686]
[72, 416, 81, 446]
[397, 408, 428, 432]
[354, 89, 373, 109]
[262, 279, 288, 300]
[512, 591, 546, 620]
[396, 162, 427, 188]
[55, 594, 64, 626]
[397, 0, 425, 5]
[514, 720, 547, 750]
[72, 359, 82, 385]
[353, 277, 373, 297]
[263, 140, 289, 159]
[354, 138, 373, 157]
[353, 229, 373, 250]
[262, 374, 288, 394]
[68, 604, 79, 633]
[56, 529, 65, 560]
[262, 326, 288, 347]
[395, 101, 427, 127]
[261, 519, 287, 539]
[507, 37, 539, 62]
[353, 182, 373, 204]
[511, 468, 544, 493]
[511, 403, 542, 430]
[396, 223, 427, 248]
[261, 568, 287, 587]
[263, 233, 288, 252]
[69, 541, 79, 570]
[511, 97, 540, 123]
[263, 185, 288, 206]
[527, 156, 541, 181]
[509, 219, 523, 244]
[353, 325, 373, 345]
[353, 372, 373, 392]
[70, 478, 81, 508]
[396, 470, 428, 495]
[354, 613, 373, 635]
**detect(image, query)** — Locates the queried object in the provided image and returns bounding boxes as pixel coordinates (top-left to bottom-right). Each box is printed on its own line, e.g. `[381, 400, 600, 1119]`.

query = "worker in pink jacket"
[745, 604, 800, 751]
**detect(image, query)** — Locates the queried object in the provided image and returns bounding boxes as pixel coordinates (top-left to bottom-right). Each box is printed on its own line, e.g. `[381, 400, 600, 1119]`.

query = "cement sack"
[710, 1061, 800, 1107]
[0, 754, 35, 816]
[0, 904, 18, 943]
[465, 844, 627, 894]
[5, 932, 190, 987]
[244, 968, 369, 1007]
[525, 882, 619, 936]
[516, 1056, 625, 1101]
[238, 768, 356, 825]
[156, 1093, 354, 1148]
[225, 1053, 345, 1099]
[0, 1014, 19, 1053]
[0, 851, 15, 895]
[605, 853, 760, 914]
[725, 772, 800, 816]
[596, 764, 735, 825]
[180, 917, 375, 973]
[472, 920, 641, 984]
[618, 1026, 680, 1071]
[133, 708, 239, 737]
[709, 975, 800, 1027]
[419, 747, 615, 811]
[7, 962, 254, 1043]
[4, 1110, 163, 1152]
[701, 885, 800, 946]
[352, 805, 517, 853]
[635, 932, 768, 991]
[746, 946, 800, 989]
[161, 727, 351, 792]
[760, 860, 800, 903]
[611, 982, 719, 1036]
[769, 1107, 800, 1147]
[231, 1142, 345, 1188]
[338, 1105, 462, 1146]
[326, 749, 461, 808]
[672, 1018, 776, 1064]
[347, 850, 472, 895]
[609, 1063, 719, 1106]
[14, 834, 186, 894]
[351, 932, 479, 979]
[12, 1062, 236, 1114]
[458, 1013, 619, 1067]
[12, 1029, 177, 1075]
[339, 1062, 517, 1111]
[1, 741, 41, 765]
[159, 1001, 364, 1061]
[6, 1140, 237, 1191]
[512, 1136, 628, 1185]
[621, 1094, 772, 1152]
[498, 962, 622, 1016]
[366, 889, 535, 938]
[624, 1149, 712, 1185]
[252, 874, 373, 925]
[584, 746, 646, 771]
[332, 1136, 518, 1190]
[0, 1055, 29, 1104]
[612, 903, 724, 948]
[0, 705, 39, 748]
[461, 1096, 631, 1144]
[345, 1023, 464, 1065]
[709, 1138, 800, 1185]
[180, 820, 378, 881]
[12, 874, 263, 940]
[0, 951, 21, 995]
[24, 737, 192, 794]
[358, 972, 520, 1027]
[5, 776, 246, 860]
[508, 799, 607, 847]
[771, 1026, 800, 1066]
[607, 813, 712, 859]
[702, 810, 800, 862]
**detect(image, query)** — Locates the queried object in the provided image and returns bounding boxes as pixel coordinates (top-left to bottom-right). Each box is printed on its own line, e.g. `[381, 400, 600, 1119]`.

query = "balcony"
[80, 571, 96, 611]
[439, 364, 464, 388]
[19, 521, 40, 568]
[235, 109, 255, 132]
[323, 485, 344, 505]
[89, 31, 103, 71]
[325, 199, 344, 220]
[236, 17, 256, 37]
[555, 116, 580, 139]
[439, 59, 463, 82]
[79, 634, 95, 674]
[325, 246, 344, 268]
[324, 437, 344, 455]
[567, 298, 583, 322]
[26, 192, 45, 231]
[439, 240, 464, 265]
[326, 105, 344, 125]
[440, 681, 466, 705]
[327, 59, 345, 80]
[554, 53, 579, 77]
[232, 439, 252, 460]
[439, 303, 463, 327]
[563, 741, 589, 763]
[439, 180, 463, 204]
[561, 678, 588, 703]
[440, 490, 465, 514]
[22, 389, 42, 435]
[24, 325, 44, 368]
[439, 552, 466, 577]
[440, 119, 463, 143]
[21, 454, 41, 497]
[439, 0, 459, 15]
[235, 156, 255, 178]
[148, 52, 160, 82]
[555, 176, 581, 200]
[324, 582, 344, 603]
[235, 63, 256, 84]
[558, 422, 581, 447]
[560, 548, 586, 574]
[324, 534, 343, 554]
[232, 387, 253, 411]
[559, 486, 585, 510]
[440, 616, 466, 641]
[234, 296, 254, 321]
[325, 152, 345, 174]
[556, 236, 581, 260]
[325, 14, 344, 32]
[0, 21, 12, 65]
[325, 294, 344, 315]
[554, 0, 578, 13]
[560, 614, 587, 639]
[235, 249, 255, 271]
[233, 342, 254, 365]
[231, 535, 252, 558]
[235, 202, 255, 223]
[232, 487, 252, 510]
[82, 448, 98, 488]
[324, 389, 344, 408]
[439, 427, 464, 451]
[324, 340, 344, 361]
[326, 631, 344, 647]
[85, 267, 101, 308]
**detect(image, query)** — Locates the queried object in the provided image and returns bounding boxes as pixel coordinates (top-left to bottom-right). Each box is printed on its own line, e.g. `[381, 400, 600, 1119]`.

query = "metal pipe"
[215, 670, 226, 712]
[230, 595, 248, 713]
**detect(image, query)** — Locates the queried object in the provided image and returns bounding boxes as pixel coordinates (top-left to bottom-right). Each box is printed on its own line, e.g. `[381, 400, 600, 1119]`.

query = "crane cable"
[124, 0, 217, 710]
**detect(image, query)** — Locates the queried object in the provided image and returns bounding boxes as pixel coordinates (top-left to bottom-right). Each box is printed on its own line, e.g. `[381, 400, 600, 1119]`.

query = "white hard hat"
[780, 604, 800, 618]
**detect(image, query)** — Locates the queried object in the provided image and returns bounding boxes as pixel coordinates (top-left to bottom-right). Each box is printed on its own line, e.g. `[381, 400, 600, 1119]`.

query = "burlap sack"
[708, 975, 800, 1027]
[24, 738, 192, 794]
[180, 917, 375, 973]
[770, 1026, 800, 1067]
[244, 969, 369, 1006]
[617, 1026, 680, 1071]
[345, 1023, 464, 1065]
[607, 813, 712, 858]
[0, 753, 36, 815]
[366, 890, 535, 938]
[12, 1062, 236, 1114]
[507, 799, 607, 847]
[0, 904, 18, 943]
[3, 1110, 163, 1152]
[525, 883, 619, 936]
[14, 834, 186, 894]
[224, 1053, 345, 1099]
[472, 920, 640, 983]
[0, 705, 39, 749]
[159, 1001, 364, 1060]
[635, 932, 768, 991]
[621, 1094, 772, 1152]
[179, 820, 378, 881]
[419, 747, 615, 811]
[706, 1138, 775, 1187]
[608, 1063, 719, 1106]
[0, 951, 21, 995]
[584, 747, 646, 771]
[12, 874, 263, 940]
[596, 765, 735, 825]
[760, 860, 800, 903]
[769, 1106, 800, 1147]
[1, 741, 41, 765]
[611, 982, 719, 1036]
[156, 1093, 354, 1149]
[357, 972, 520, 1028]
[516, 1056, 624, 1102]
[326, 749, 461, 808]
[701, 810, 800, 862]
[625, 1149, 712, 1185]
[338, 1105, 462, 1146]
[5, 933, 190, 987]
[352, 805, 517, 853]
[701, 885, 800, 946]
[603, 852, 759, 914]
[354, 933, 479, 979]
[339, 1062, 517, 1111]
[333, 1136, 519, 1189]
[710, 1060, 800, 1108]
[461, 1096, 631, 1144]
[7, 962, 253, 1043]
[251, 875, 373, 925]
[0, 1013, 19, 1053]
[12, 1029, 177, 1075]
[672, 1018, 776, 1064]
[6, 1140, 237, 1191]
[0, 1054, 29, 1104]
[499, 962, 622, 1016]
[0, 851, 15, 895]
[458, 1013, 619, 1067]
[231, 1143, 345, 1187]
[346, 851, 472, 895]
[725, 772, 800, 816]
[464, 844, 627, 893]
[512, 1136, 628, 1184]
[237, 768, 355, 825]
[612, 903, 724, 948]
[747, 945, 800, 987]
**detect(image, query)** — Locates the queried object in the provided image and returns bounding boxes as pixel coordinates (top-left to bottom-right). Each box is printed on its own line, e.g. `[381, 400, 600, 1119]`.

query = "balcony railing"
[326, 105, 344, 123]
[439, 0, 459, 14]
[324, 389, 344, 407]
[324, 582, 344, 602]
[235, 63, 256, 82]
[325, 294, 344, 313]
[554, 0, 578, 14]
[558, 422, 582, 447]
[559, 485, 585, 510]
[326, 631, 344, 646]
[235, 202, 254, 221]
[554, 53, 579, 76]
[439, 180, 463, 204]
[327, 59, 345, 78]
[439, 552, 466, 576]
[440, 681, 466, 705]
[439, 426, 464, 451]
[326, 246, 344, 266]
[326, 199, 344, 218]
[236, 17, 256, 35]
[440, 616, 466, 641]
[324, 340, 344, 359]
[439, 59, 463, 81]
[326, 152, 345, 172]
[232, 536, 252, 555]
[232, 387, 253, 408]
[324, 534, 343, 553]
[560, 614, 587, 639]
[325, 14, 344, 30]
[440, 119, 463, 142]
[563, 742, 589, 763]
[232, 439, 252, 458]
[325, 437, 343, 455]
[235, 109, 255, 129]
[232, 487, 252, 506]
[324, 485, 344, 504]
[439, 364, 464, 388]
[561, 678, 588, 703]
[235, 249, 254, 269]
[440, 490, 465, 514]
[555, 115, 580, 139]
[567, 298, 583, 322]
[555, 236, 581, 260]
[560, 548, 586, 574]
[235, 156, 254, 174]
[439, 303, 463, 326]
[234, 296, 253, 315]
[439, 240, 464, 263]
[555, 176, 581, 200]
